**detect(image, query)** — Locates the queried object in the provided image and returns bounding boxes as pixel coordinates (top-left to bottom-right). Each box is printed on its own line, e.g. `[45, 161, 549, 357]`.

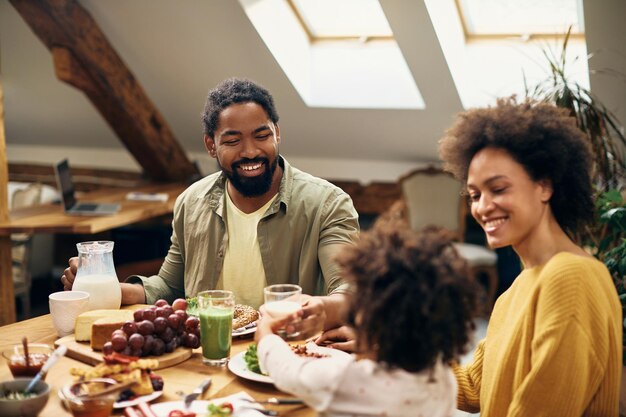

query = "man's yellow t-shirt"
[215, 189, 277, 309]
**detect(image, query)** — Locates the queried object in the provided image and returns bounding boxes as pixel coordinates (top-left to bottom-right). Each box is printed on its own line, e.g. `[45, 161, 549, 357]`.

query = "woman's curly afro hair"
[438, 97, 594, 236]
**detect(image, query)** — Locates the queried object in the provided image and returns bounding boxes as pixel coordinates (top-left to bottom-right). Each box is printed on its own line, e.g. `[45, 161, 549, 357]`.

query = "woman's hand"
[61, 256, 79, 291]
[314, 325, 357, 352]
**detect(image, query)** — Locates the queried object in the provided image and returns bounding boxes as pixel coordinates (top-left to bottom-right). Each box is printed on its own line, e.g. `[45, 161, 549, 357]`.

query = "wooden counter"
[0, 182, 187, 325]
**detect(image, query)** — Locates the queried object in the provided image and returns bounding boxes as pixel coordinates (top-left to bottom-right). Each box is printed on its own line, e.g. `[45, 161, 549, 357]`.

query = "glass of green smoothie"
[198, 290, 235, 366]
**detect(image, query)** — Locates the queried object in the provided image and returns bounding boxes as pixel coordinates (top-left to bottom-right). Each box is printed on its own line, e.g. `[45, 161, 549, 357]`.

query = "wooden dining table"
[0, 313, 315, 417]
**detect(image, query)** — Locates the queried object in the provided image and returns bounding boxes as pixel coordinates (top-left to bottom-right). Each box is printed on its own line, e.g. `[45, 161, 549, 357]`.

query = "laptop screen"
[54, 159, 77, 210]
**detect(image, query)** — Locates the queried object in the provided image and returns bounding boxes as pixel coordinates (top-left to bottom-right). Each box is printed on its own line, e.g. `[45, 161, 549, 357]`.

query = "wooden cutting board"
[54, 335, 192, 370]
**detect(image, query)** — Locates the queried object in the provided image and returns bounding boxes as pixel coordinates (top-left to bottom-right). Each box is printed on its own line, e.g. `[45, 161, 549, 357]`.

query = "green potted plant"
[525, 27, 626, 191]
[593, 189, 626, 352]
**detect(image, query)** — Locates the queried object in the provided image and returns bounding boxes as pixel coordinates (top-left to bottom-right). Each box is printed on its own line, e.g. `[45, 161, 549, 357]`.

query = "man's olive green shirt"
[127, 157, 359, 304]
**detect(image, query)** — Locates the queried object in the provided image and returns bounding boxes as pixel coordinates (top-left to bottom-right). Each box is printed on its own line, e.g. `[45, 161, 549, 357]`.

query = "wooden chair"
[399, 166, 499, 312]
[11, 183, 43, 319]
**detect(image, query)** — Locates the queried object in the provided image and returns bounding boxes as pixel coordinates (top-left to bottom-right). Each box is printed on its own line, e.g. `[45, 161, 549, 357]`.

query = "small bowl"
[0, 378, 50, 417]
[2, 344, 53, 379]
[62, 378, 117, 417]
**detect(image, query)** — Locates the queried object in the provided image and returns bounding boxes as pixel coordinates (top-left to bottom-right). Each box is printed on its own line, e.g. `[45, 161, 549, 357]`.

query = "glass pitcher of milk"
[73, 241, 122, 310]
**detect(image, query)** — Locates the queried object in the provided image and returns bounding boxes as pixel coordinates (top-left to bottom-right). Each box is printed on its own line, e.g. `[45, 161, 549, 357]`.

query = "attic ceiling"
[1, 0, 624, 182]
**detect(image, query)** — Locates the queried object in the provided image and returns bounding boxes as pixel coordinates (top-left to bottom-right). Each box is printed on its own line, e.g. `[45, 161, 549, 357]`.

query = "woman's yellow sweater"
[454, 252, 622, 417]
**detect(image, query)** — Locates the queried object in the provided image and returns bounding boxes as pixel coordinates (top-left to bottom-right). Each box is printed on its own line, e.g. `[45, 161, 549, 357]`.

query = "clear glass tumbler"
[198, 290, 235, 366]
[263, 284, 302, 339]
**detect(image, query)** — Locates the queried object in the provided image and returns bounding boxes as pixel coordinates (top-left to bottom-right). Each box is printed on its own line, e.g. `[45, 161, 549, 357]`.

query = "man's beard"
[219, 156, 278, 197]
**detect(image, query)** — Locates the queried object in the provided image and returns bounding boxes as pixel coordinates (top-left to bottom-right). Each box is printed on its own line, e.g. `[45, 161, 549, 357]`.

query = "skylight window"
[425, 0, 589, 108]
[239, 0, 424, 109]
[456, 0, 585, 39]
[288, 0, 393, 40]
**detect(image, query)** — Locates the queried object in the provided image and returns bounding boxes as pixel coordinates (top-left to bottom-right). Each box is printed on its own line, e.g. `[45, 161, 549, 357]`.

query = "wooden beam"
[0, 74, 17, 325]
[10, 0, 199, 182]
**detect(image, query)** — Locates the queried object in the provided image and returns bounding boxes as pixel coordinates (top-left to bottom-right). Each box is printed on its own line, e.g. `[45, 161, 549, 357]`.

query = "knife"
[183, 378, 212, 409]
[256, 397, 304, 405]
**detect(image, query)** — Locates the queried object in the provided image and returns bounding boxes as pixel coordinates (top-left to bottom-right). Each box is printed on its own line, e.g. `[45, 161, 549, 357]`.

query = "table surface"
[0, 313, 314, 417]
[0, 182, 188, 235]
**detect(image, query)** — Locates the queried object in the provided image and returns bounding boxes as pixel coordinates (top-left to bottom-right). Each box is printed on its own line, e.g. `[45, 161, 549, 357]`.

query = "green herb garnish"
[244, 344, 263, 374]
[186, 296, 198, 317]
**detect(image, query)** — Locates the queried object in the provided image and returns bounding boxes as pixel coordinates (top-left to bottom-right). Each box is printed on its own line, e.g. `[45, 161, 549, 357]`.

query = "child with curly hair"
[255, 225, 478, 417]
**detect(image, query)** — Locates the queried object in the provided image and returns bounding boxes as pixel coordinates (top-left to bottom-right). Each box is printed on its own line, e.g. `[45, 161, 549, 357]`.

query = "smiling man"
[62, 78, 359, 337]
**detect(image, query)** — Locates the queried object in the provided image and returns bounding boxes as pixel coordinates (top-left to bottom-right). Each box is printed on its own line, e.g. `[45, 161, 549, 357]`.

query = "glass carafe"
[73, 241, 122, 310]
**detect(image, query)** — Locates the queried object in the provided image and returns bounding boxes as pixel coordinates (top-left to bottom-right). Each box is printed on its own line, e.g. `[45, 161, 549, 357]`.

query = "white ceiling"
[1, 0, 624, 182]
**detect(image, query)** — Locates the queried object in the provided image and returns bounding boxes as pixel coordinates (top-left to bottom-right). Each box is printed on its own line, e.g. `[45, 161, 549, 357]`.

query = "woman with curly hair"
[254, 225, 478, 417]
[439, 98, 622, 417]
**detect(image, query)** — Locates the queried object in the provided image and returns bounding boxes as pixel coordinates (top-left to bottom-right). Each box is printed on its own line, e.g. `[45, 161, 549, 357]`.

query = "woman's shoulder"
[537, 252, 615, 303]
[541, 252, 608, 277]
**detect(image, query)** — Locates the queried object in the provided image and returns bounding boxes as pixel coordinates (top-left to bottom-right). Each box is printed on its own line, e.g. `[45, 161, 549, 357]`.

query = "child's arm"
[257, 334, 351, 411]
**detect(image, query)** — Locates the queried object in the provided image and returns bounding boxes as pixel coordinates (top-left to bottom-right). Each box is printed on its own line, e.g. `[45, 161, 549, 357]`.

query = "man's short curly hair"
[336, 224, 478, 373]
[438, 98, 594, 236]
[201, 78, 279, 138]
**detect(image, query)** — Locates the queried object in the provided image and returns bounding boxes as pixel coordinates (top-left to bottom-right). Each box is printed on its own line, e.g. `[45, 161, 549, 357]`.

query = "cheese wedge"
[74, 309, 133, 342]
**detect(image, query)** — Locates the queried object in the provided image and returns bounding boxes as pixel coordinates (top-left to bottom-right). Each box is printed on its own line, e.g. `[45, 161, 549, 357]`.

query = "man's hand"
[315, 325, 357, 353]
[61, 257, 79, 291]
[61, 256, 146, 305]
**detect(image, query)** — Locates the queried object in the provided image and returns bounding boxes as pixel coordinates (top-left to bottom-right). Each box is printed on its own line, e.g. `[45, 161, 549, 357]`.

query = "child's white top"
[258, 334, 457, 417]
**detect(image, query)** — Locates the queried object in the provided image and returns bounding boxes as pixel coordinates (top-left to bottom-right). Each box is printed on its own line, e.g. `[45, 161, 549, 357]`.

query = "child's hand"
[255, 308, 302, 343]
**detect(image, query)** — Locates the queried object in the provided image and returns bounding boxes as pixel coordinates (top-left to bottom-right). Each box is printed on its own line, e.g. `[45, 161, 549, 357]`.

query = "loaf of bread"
[90, 317, 127, 350]
[233, 304, 259, 329]
[74, 309, 133, 342]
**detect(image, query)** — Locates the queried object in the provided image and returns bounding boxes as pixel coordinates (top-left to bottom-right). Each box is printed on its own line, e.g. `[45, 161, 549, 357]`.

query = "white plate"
[232, 322, 257, 337]
[150, 392, 265, 417]
[114, 390, 163, 409]
[228, 343, 350, 384]
[58, 388, 163, 409]
[228, 350, 274, 384]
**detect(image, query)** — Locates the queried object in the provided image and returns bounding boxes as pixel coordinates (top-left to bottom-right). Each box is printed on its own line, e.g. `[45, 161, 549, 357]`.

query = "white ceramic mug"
[48, 291, 90, 337]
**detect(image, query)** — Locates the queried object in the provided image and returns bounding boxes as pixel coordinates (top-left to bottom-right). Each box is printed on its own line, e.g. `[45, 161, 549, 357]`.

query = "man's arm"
[120, 283, 147, 305]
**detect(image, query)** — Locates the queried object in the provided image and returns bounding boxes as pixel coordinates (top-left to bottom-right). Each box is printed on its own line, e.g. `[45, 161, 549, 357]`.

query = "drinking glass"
[49, 291, 90, 337]
[198, 290, 235, 366]
[263, 284, 302, 339]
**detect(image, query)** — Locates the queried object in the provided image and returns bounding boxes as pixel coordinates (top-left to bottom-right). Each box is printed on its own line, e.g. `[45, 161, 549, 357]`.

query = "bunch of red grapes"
[103, 298, 201, 357]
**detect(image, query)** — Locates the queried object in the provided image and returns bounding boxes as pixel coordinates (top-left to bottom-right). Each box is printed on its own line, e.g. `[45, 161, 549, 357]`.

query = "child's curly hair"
[336, 224, 478, 373]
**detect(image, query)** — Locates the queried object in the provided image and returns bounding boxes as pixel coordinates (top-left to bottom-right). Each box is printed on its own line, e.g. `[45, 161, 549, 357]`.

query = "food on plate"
[207, 402, 233, 417]
[124, 401, 159, 417]
[243, 344, 263, 375]
[70, 353, 163, 401]
[74, 309, 134, 342]
[290, 344, 330, 359]
[232, 305, 259, 330]
[168, 410, 197, 417]
[187, 297, 258, 330]
[101, 299, 201, 357]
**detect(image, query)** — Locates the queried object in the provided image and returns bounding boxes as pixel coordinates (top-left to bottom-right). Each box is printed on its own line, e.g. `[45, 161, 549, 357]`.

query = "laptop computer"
[54, 159, 121, 216]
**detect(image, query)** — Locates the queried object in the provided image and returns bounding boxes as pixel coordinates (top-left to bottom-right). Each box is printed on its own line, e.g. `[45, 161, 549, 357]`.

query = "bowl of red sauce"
[2, 344, 53, 379]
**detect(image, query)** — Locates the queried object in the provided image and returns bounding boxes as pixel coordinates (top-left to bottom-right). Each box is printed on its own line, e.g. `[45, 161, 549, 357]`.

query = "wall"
[7, 144, 424, 184]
